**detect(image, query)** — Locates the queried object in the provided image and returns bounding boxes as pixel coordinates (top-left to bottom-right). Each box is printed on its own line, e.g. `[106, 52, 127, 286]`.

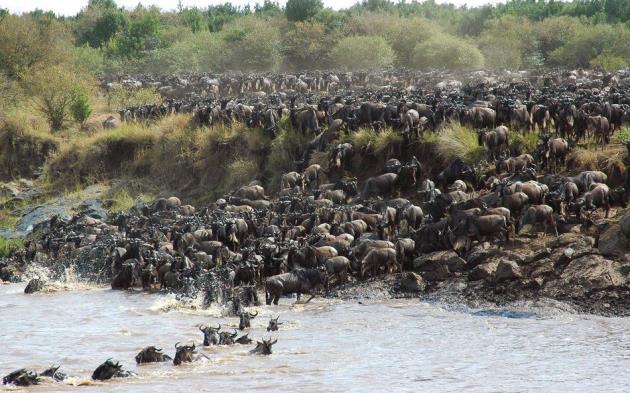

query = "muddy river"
[1, 282, 629, 392]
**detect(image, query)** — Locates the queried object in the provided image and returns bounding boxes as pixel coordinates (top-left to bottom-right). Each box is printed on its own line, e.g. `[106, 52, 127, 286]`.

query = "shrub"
[25, 64, 94, 131]
[222, 17, 282, 71]
[330, 35, 394, 71]
[71, 93, 92, 127]
[107, 85, 161, 110]
[412, 34, 484, 70]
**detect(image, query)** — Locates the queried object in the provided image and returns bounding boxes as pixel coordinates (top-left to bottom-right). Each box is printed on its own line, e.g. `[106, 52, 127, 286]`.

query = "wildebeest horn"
[250, 311, 258, 317]
[191, 342, 196, 350]
[199, 325, 207, 332]
[216, 324, 221, 330]
[175, 342, 181, 349]
[231, 329, 238, 337]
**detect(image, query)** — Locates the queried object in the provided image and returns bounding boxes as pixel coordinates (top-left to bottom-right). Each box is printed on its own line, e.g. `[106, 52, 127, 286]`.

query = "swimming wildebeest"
[199, 324, 221, 346]
[173, 342, 197, 365]
[236, 333, 253, 344]
[265, 268, 327, 305]
[135, 346, 172, 364]
[250, 338, 278, 355]
[92, 359, 135, 380]
[267, 316, 283, 332]
[3, 369, 40, 386]
[40, 365, 67, 382]
[239, 310, 258, 330]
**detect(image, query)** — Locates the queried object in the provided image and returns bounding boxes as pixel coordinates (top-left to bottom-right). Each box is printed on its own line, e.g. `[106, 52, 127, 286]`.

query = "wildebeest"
[173, 342, 197, 365]
[361, 173, 399, 199]
[360, 248, 400, 278]
[265, 268, 327, 305]
[250, 338, 277, 355]
[518, 205, 558, 236]
[236, 333, 253, 344]
[199, 324, 221, 346]
[135, 346, 172, 364]
[325, 256, 351, 283]
[478, 126, 509, 160]
[239, 310, 258, 330]
[267, 316, 282, 331]
[3, 369, 40, 386]
[111, 263, 134, 290]
[92, 359, 134, 380]
[40, 365, 66, 382]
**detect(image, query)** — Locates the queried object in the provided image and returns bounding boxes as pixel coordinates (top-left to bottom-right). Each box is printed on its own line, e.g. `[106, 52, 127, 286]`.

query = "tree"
[71, 93, 92, 128]
[411, 34, 484, 70]
[286, 0, 323, 22]
[26, 65, 93, 131]
[330, 36, 394, 71]
[223, 17, 282, 71]
[281, 21, 332, 70]
[0, 15, 69, 79]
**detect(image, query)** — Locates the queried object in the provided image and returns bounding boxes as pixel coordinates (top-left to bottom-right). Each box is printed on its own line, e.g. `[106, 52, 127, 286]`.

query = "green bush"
[412, 34, 484, 70]
[71, 93, 92, 127]
[330, 35, 394, 71]
[107, 85, 161, 110]
[222, 17, 282, 71]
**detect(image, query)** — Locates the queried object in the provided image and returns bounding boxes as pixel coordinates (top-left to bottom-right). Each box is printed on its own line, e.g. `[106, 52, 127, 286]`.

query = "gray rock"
[399, 272, 426, 292]
[598, 223, 629, 258]
[555, 255, 627, 295]
[495, 260, 522, 282]
[24, 278, 45, 294]
[413, 250, 464, 281]
[468, 262, 498, 281]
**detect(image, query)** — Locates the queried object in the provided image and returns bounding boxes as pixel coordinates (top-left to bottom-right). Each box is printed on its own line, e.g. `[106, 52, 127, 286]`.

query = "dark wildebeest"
[40, 366, 66, 382]
[267, 316, 283, 332]
[173, 342, 197, 365]
[239, 310, 258, 330]
[265, 268, 327, 305]
[361, 173, 399, 199]
[199, 324, 221, 346]
[92, 359, 134, 380]
[250, 338, 277, 355]
[236, 333, 253, 344]
[3, 369, 40, 386]
[111, 263, 134, 290]
[325, 256, 351, 283]
[135, 346, 172, 364]
[545, 137, 569, 172]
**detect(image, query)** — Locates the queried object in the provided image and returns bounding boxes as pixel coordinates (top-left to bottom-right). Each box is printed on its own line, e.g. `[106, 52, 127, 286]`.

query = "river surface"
[1, 282, 629, 392]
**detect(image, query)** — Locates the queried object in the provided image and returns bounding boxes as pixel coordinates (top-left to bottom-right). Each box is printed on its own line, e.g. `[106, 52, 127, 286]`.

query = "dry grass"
[0, 109, 60, 180]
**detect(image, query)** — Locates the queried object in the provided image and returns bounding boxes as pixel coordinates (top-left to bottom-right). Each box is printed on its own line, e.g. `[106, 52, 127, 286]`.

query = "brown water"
[1, 281, 629, 392]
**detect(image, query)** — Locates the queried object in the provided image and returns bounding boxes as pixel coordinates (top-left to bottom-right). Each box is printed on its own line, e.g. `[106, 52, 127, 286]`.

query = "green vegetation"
[435, 124, 487, 166]
[1, 0, 627, 79]
[0, 237, 23, 258]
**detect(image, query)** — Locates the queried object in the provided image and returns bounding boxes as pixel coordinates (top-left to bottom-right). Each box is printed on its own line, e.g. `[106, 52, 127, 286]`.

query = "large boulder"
[494, 260, 522, 282]
[413, 251, 467, 281]
[398, 272, 427, 293]
[598, 223, 630, 258]
[24, 278, 46, 294]
[468, 261, 498, 281]
[547, 255, 627, 297]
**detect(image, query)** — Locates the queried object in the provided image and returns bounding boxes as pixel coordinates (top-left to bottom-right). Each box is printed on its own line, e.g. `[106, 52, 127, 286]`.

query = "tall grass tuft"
[435, 124, 486, 165]
[0, 237, 23, 258]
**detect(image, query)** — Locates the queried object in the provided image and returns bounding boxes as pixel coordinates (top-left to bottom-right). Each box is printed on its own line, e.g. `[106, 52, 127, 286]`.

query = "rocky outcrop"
[413, 251, 467, 281]
[544, 255, 628, 298]
[398, 272, 427, 293]
[494, 260, 522, 282]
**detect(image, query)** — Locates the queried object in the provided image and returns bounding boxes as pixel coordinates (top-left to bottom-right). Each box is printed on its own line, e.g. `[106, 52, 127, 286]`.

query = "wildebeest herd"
[3, 68, 630, 387]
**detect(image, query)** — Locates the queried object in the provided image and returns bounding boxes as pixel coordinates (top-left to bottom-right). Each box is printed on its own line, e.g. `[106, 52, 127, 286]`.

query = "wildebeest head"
[236, 333, 253, 344]
[40, 365, 66, 382]
[92, 359, 123, 380]
[199, 324, 221, 346]
[219, 329, 239, 345]
[239, 310, 258, 330]
[3, 369, 40, 386]
[173, 342, 196, 365]
[250, 338, 278, 355]
[266, 316, 283, 332]
[135, 346, 172, 364]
